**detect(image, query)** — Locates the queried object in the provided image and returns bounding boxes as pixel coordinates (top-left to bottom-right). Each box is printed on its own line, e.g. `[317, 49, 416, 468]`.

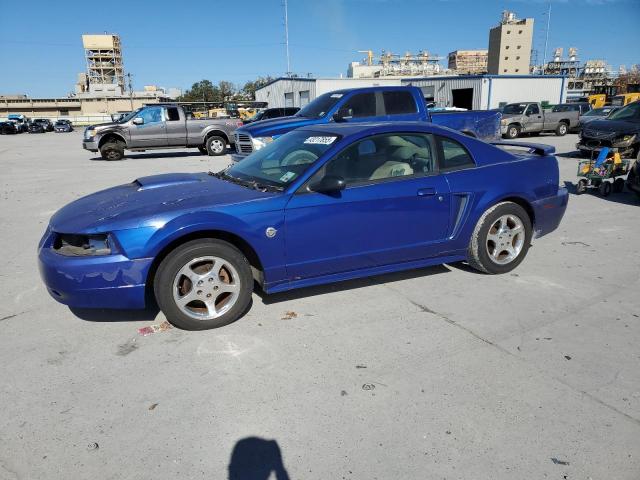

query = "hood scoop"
[134, 173, 205, 191]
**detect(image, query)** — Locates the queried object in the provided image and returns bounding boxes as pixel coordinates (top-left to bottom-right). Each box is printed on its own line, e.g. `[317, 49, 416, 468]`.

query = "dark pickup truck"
[83, 104, 242, 160]
[232, 86, 501, 159]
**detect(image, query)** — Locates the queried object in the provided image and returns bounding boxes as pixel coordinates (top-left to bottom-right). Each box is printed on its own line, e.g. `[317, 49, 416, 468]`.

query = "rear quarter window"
[383, 91, 418, 115]
[438, 136, 475, 171]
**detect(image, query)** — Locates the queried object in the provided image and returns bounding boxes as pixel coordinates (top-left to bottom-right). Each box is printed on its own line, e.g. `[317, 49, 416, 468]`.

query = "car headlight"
[53, 233, 112, 256]
[500, 118, 508, 125]
[251, 136, 274, 151]
[613, 134, 636, 147]
[84, 128, 96, 140]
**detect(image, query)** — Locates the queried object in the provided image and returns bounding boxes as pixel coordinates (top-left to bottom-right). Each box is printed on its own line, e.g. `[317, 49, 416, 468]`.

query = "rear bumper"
[531, 187, 569, 239]
[38, 247, 153, 309]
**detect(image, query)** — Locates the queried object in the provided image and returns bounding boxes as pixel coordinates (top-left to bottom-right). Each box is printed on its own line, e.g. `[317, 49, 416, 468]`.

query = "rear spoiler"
[491, 142, 555, 156]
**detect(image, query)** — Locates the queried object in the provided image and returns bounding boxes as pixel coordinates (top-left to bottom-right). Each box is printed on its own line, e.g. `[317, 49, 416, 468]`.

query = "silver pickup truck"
[82, 104, 242, 160]
[500, 102, 580, 139]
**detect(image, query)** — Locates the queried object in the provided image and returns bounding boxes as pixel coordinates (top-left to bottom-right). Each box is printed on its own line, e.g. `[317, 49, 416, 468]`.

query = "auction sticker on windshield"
[279, 171, 297, 182]
[304, 136, 337, 145]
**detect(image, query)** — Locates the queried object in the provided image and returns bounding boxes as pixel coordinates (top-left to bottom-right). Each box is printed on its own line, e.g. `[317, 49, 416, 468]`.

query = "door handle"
[417, 187, 436, 197]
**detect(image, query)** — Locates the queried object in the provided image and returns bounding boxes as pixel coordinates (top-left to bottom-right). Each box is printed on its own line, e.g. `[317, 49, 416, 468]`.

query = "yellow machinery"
[588, 94, 606, 108]
[611, 93, 640, 107]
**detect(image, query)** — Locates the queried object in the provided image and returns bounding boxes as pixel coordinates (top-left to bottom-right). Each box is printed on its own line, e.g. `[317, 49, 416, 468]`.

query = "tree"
[178, 80, 221, 103]
[240, 76, 274, 100]
[218, 81, 236, 101]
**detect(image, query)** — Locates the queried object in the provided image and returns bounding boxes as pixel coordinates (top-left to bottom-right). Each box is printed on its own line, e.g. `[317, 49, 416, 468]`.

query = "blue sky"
[0, 0, 638, 97]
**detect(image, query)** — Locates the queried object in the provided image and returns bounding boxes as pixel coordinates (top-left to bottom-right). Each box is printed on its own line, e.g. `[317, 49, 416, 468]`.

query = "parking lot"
[1, 131, 638, 479]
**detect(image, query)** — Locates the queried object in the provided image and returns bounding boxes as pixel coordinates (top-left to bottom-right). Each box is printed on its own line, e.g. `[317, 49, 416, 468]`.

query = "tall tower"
[487, 11, 534, 75]
[81, 34, 125, 93]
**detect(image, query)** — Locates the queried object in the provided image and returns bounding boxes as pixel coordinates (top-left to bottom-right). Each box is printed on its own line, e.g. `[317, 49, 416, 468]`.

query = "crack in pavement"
[0, 311, 29, 322]
[387, 284, 640, 427]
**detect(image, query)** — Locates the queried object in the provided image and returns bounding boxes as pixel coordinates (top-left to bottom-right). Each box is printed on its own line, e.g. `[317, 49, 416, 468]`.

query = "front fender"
[96, 129, 128, 148]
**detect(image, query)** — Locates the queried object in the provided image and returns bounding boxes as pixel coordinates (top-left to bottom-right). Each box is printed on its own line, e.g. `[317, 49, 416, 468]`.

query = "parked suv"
[243, 107, 299, 124]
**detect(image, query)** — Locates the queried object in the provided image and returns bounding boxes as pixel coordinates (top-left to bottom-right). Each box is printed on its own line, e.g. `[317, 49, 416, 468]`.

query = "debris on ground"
[341, 390, 348, 396]
[562, 241, 590, 247]
[551, 457, 569, 465]
[362, 383, 375, 391]
[356, 364, 367, 369]
[138, 321, 173, 336]
[148, 403, 158, 411]
[87, 442, 99, 451]
[564, 355, 572, 360]
[281, 311, 298, 320]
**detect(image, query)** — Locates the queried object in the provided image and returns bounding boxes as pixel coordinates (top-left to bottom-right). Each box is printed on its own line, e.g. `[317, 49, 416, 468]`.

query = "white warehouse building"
[255, 75, 568, 111]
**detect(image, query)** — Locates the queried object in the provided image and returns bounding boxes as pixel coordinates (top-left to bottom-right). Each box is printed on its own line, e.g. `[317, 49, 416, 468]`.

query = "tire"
[100, 142, 125, 161]
[467, 202, 532, 274]
[613, 178, 625, 193]
[506, 125, 520, 139]
[627, 164, 640, 199]
[205, 135, 227, 156]
[598, 181, 611, 197]
[555, 122, 568, 136]
[153, 239, 253, 330]
[576, 179, 588, 195]
[198, 146, 208, 155]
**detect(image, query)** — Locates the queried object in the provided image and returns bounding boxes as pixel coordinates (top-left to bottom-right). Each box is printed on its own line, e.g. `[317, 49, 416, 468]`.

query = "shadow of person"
[228, 437, 290, 480]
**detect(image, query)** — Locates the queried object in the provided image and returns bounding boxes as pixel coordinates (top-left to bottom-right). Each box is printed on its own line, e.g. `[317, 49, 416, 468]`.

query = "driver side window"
[309, 133, 436, 187]
[138, 107, 163, 124]
[528, 104, 540, 115]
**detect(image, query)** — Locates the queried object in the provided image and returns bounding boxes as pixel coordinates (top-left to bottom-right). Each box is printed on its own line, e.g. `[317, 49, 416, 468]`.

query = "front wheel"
[154, 239, 253, 330]
[467, 202, 532, 274]
[506, 125, 521, 139]
[100, 142, 124, 161]
[205, 135, 227, 156]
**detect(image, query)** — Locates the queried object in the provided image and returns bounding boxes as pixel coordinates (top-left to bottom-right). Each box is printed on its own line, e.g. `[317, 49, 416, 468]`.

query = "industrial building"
[348, 50, 446, 78]
[255, 75, 567, 111]
[448, 50, 488, 75]
[487, 11, 534, 75]
[80, 34, 125, 95]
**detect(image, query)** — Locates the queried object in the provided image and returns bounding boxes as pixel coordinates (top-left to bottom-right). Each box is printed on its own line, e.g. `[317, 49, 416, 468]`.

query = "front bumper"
[500, 125, 509, 135]
[531, 187, 569, 239]
[38, 246, 153, 309]
[83, 139, 99, 152]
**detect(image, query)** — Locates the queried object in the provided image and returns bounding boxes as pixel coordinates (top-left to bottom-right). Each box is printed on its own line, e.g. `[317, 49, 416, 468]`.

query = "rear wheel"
[154, 239, 253, 330]
[468, 202, 532, 274]
[100, 142, 125, 161]
[206, 135, 227, 156]
[613, 178, 625, 193]
[599, 181, 611, 197]
[555, 122, 568, 136]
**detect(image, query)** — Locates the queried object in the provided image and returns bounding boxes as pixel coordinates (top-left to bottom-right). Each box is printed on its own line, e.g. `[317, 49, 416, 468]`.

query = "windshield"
[502, 103, 528, 114]
[607, 102, 640, 122]
[248, 111, 264, 122]
[117, 109, 142, 123]
[296, 92, 343, 118]
[224, 130, 340, 189]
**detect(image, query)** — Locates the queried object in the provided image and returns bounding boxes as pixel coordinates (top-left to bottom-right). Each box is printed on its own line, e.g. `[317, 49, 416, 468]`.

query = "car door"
[165, 106, 186, 146]
[128, 106, 168, 147]
[284, 132, 451, 280]
[525, 103, 544, 132]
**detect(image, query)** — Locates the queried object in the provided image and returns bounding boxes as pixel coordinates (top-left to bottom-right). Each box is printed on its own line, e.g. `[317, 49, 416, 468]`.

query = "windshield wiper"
[209, 171, 283, 192]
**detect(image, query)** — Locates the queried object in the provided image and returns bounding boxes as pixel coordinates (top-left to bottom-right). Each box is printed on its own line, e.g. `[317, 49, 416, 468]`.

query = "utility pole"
[126, 72, 134, 110]
[284, 0, 291, 76]
[542, 2, 551, 75]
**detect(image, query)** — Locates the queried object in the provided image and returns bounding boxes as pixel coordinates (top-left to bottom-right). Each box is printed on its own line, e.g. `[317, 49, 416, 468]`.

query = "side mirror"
[309, 175, 346, 193]
[332, 108, 353, 122]
[132, 117, 144, 125]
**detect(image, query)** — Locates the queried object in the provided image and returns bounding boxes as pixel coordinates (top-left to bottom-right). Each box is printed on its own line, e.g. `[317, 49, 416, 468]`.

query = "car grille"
[582, 129, 616, 140]
[234, 133, 252, 155]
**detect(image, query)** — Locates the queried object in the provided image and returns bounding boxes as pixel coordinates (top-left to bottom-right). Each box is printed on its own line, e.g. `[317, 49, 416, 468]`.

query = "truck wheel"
[598, 181, 611, 197]
[198, 146, 208, 155]
[555, 122, 568, 136]
[467, 202, 532, 274]
[206, 136, 227, 156]
[154, 239, 253, 330]
[613, 178, 625, 193]
[100, 142, 124, 161]
[506, 125, 520, 139]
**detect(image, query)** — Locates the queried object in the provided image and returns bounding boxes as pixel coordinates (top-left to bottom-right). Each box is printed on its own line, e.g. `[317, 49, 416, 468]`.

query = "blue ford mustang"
[39, 122, 568, 330]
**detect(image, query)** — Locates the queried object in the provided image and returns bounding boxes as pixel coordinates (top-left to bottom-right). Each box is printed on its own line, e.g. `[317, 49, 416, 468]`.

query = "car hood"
[49, 172, 275, 233]
[582, 119, 640, 134]
[500, 113, 524, 121]
[238, 115, 323, 137]
[89, 121, 119, 130]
